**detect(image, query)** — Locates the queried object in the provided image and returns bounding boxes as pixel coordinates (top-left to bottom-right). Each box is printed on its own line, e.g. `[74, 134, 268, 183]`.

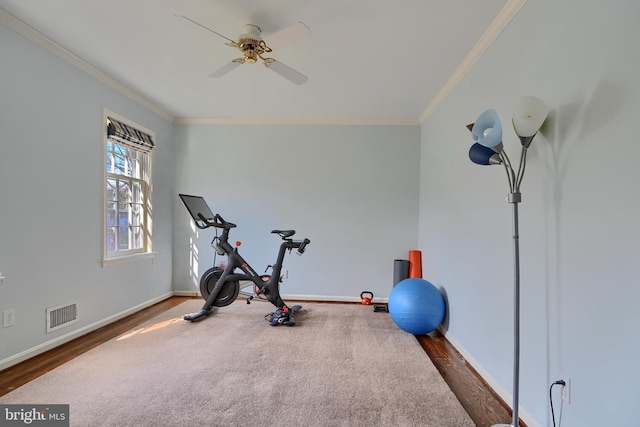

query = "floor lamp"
[467, 96, 549, 427]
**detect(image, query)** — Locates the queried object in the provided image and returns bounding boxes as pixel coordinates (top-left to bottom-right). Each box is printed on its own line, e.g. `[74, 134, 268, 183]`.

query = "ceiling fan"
[176, 15, 311, 85]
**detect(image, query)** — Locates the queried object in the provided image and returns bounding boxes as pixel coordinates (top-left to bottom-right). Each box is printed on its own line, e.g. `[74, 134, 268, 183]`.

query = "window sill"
[102, 252, 157, 267]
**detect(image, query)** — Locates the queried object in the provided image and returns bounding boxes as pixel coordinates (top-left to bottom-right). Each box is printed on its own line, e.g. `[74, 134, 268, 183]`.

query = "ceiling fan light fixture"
[240, 24, 262, 39]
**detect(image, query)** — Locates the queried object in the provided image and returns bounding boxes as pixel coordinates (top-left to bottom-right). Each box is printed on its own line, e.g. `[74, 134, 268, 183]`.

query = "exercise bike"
[179, 194, 310, 325]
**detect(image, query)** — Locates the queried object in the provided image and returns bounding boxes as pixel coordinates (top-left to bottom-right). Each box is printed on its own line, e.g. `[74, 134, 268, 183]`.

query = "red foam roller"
[408, 250, 422, 278]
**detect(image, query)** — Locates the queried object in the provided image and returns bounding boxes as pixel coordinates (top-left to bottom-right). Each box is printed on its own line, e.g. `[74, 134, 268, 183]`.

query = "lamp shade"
[471, 109, 503, 152]
[512, 96, 549, 137]
[469, 143, 502, 165]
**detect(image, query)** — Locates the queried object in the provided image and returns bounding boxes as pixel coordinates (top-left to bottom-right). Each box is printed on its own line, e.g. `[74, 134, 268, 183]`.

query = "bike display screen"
[179, 194, 215, 222]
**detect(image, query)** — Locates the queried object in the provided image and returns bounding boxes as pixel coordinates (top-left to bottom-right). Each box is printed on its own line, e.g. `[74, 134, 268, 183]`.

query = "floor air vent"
[46, 302, 78, 333]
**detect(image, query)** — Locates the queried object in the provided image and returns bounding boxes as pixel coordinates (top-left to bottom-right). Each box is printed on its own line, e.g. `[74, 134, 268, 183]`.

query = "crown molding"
[419, 0, 527, 124]
[0, 8, 175, 123]
[174, 116, 420, 126]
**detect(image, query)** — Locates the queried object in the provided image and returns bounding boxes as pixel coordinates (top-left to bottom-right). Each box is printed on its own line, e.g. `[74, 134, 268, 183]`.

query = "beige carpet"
[0, 300, 474, 426]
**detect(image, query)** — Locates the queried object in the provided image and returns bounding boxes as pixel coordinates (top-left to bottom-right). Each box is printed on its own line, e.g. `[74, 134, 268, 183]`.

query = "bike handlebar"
[297, 238, 311, 255]
[196, 213, 236, 230]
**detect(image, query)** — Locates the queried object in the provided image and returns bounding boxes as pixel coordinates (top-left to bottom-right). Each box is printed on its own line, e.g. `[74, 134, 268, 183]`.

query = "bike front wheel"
[199, 267, 240, 307]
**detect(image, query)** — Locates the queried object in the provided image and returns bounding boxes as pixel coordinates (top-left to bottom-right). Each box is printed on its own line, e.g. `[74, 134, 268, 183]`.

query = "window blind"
[107, 117, 154, 153]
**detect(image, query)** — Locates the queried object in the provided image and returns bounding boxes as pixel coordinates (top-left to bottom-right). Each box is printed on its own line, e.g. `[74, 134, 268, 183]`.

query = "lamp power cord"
[549, 380, 565, 427]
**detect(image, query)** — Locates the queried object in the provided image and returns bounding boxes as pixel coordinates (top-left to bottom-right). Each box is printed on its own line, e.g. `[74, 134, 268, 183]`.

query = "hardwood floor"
[0, 297, 523, 426]
[416, 331, 525, 427]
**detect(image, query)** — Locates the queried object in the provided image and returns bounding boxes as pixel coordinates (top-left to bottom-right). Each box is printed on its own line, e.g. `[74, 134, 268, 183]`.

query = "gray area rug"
[0, 300, 474, 426]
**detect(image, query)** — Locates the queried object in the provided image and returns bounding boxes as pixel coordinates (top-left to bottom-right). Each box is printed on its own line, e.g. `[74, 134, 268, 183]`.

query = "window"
[103, 112, 154, 265]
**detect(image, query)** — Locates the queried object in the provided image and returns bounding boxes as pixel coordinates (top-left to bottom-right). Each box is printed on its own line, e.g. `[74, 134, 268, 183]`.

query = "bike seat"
[271, 229, 296, 238]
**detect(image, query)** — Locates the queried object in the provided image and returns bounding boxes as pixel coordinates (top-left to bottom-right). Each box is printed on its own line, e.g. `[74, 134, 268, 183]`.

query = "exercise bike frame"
[184, 211, 310, 322]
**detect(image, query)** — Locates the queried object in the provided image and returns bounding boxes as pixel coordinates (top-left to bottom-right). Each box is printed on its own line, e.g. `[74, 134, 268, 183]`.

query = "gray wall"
[419, 0, 640, 425]
[173, 124, 421, 300]
[0, 23, 175, 367]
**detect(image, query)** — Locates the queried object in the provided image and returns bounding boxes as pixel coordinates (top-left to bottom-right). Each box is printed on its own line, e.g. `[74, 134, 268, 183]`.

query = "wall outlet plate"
[3, 309, 15, 327]
[559, 374, 571, 404]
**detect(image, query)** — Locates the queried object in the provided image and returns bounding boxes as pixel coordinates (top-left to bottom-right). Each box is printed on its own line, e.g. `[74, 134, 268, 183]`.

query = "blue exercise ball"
[388, 278, 446, 335]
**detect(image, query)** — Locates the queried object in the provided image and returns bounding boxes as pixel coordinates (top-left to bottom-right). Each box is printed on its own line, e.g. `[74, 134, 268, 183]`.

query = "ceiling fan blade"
[263, 22, 311, 50]
[175, 15, 235, 43]
[209, 61, 242, 78]
[265, 60, 308, 85]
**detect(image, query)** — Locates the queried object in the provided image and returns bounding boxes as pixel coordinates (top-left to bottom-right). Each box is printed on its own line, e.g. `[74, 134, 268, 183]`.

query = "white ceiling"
[0, 0, 519, 123]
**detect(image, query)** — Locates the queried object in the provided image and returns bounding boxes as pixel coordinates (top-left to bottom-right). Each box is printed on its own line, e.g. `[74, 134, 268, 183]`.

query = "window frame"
[102, 109, 156, 266]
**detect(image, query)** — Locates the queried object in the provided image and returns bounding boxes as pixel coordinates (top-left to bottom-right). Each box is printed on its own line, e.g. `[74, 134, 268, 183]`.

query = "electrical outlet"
[3, 309, 15, 327]
[283, 269, 288, 280]
[559, 375, 571, 404]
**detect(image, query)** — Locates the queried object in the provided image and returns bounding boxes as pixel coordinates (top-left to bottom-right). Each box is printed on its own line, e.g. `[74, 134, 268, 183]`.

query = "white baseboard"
[172, 290, 200, 297]
[0, 292, 174, 371]
[176, 291, 388, 304]
[283, 294, 389, 304]
[440, 329, 541, 427]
